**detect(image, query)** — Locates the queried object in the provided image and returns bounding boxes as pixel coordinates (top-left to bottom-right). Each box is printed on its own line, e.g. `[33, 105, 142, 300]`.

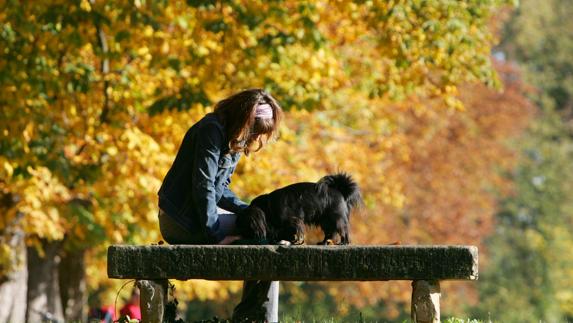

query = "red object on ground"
[120, 303, 142, 320]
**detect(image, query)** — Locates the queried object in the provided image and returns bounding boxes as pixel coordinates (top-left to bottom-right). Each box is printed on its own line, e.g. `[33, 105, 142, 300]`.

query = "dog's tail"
[317, 173, 363, 210]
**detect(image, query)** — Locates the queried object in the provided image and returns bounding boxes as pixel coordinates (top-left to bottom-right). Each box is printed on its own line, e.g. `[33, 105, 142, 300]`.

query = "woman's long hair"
[214, 88, 283, 155]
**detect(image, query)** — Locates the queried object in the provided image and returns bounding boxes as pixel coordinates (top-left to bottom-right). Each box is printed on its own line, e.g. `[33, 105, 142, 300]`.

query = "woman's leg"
[233, 281, 279, 322]
[160, 209, 280, 321]
[216, 211, 280, 322]
[158, 210, 205, 244]
[213, 209, 237, 237]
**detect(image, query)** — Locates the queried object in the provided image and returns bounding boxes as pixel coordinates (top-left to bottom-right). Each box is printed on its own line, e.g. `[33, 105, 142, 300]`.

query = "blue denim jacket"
[158, 113, 247, 242]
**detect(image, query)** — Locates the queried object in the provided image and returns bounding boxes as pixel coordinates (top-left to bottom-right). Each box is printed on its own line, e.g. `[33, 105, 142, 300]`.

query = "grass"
[443, 319, 485, 323]
[186, 313, 487, 323]
[277, 316, 486, 323]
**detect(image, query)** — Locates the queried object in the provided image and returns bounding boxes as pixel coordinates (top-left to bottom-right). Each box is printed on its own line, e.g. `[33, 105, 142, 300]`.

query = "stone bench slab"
[107, 245, 478, 281]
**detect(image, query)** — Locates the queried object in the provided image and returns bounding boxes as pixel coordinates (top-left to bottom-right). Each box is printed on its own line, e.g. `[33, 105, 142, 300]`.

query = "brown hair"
[214, 88, 283, 155]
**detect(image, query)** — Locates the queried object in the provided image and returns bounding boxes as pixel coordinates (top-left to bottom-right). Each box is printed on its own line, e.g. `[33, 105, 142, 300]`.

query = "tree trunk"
[26, 239, 64, 323]
[0, 228, 27, 323]
[59, 248, 87, 322]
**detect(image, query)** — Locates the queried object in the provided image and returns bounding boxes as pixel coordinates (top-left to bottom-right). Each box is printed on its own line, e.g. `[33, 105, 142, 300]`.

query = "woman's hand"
[218, 235, 241, 245]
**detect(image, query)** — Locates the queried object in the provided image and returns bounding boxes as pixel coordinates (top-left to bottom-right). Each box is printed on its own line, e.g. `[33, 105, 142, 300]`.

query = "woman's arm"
[190, 123, 225, 241]
[218, 184, 248, 213]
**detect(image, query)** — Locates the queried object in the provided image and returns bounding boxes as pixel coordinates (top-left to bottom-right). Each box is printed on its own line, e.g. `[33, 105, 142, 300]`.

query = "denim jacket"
[158, 113, 248, 242]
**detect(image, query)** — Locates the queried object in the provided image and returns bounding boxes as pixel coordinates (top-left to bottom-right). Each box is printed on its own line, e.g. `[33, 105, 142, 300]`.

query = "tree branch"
[90, 0, 111, 124]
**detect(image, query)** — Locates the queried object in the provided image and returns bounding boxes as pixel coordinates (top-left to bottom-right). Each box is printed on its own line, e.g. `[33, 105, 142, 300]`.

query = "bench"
[107, 245, 478, 323]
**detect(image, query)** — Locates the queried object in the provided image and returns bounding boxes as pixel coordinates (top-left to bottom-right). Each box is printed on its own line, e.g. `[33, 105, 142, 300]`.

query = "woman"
[158, 88, 283, 322]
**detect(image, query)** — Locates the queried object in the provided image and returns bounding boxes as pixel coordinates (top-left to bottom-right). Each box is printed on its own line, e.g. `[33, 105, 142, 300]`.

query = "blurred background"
[1, 0, 572, 322]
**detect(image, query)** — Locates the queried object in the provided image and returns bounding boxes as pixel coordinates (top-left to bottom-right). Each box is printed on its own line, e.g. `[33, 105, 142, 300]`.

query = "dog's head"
[235, 205, 267, 241]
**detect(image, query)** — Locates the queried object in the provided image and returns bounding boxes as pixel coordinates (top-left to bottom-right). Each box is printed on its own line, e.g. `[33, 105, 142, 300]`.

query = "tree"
[472, 111, 573, 322]
[0, 0, 514, 320]
[471, 0, 573, 320]
[501, 0, 573, 115]
[225, 61, 533, 320]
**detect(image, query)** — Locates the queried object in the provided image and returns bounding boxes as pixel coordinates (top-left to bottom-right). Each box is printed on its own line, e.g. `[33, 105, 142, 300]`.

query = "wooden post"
[136, 280, 168, 323]
[411, 280, 440, 323]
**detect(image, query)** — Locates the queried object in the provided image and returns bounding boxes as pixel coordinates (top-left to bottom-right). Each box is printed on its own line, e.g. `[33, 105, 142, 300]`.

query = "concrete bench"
[107, 245, 478, 323]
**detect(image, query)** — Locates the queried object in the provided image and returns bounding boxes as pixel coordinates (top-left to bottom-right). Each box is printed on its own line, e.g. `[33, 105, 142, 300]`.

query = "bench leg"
[411, 280, 440, 323]
[137, 279, 168, 323]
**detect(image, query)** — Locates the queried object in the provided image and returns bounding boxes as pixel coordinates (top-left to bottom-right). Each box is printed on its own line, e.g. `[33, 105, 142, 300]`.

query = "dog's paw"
[318, 239, 337, 245]
[278, 240, 292, 246]
[326, 239, 337, 245]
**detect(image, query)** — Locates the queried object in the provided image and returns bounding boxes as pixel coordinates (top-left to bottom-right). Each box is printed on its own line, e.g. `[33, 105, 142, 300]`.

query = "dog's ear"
[236, 206, 267, 240]
[250, 207, 267, 240]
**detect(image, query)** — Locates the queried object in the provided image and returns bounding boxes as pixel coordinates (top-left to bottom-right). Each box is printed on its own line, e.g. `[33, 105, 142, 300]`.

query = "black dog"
[235, 173, 362, 245]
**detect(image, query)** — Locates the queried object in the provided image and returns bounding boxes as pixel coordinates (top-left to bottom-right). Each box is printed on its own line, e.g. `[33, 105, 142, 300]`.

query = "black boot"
[231, 280, 272, 322]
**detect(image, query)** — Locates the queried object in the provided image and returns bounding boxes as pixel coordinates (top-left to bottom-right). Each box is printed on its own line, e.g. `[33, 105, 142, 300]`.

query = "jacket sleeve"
[218, 183, 249, 214]
[190, 122, 223, 239]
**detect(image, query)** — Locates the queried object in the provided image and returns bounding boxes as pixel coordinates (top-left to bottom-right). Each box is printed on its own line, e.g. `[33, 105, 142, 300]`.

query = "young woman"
[157, 88, 283, 321]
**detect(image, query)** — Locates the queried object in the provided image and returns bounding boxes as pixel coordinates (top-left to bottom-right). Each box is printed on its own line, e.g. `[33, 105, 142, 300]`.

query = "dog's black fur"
[235, 173, 362, 245]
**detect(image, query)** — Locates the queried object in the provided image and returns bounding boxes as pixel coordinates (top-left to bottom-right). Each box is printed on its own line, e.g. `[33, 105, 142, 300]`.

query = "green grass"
[186, 314, 487, 323]
[277, 316, 486, 323]
[443, 319, 485, 323]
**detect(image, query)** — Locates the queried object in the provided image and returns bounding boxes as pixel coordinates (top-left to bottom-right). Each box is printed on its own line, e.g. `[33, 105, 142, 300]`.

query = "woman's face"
[247, 131, 262, 147]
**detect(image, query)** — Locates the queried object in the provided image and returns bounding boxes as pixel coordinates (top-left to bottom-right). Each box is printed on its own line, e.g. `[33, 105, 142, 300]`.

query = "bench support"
[108, 245, 477, 322]
[411, 280, 441, 323]
[136, 279, 168, 323]
[135, 279, 442, 323]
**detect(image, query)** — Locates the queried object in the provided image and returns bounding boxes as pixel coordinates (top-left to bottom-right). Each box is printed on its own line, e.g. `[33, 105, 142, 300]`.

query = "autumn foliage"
[0, 0, 533, 321]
